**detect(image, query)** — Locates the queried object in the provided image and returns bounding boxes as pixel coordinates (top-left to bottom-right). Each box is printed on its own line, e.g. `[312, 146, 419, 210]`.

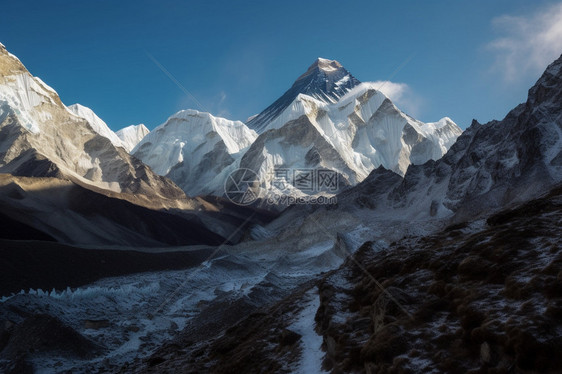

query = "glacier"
[0, 228, 369, 373]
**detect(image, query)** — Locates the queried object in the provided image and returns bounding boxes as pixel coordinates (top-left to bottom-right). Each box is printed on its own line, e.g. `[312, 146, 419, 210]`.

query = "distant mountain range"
[0, 42, 272, 246]
[1, 39, 559, 248]
[27, 53, 461, 202]
[132, 57, 462, 199]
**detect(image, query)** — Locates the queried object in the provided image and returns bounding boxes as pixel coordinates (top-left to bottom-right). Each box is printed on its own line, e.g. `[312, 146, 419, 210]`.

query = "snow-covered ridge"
[116, 124, 149, 152]
[134, 109, 257, 174]
[133, 109, 257, 196]
[0, 43, 131, 151]
[247, 57, 362, 133]
[246, 82, 462, 182]
[67, 103, 125, 149]
[0, 43, 189, 203]
[161, 109, 256, 155]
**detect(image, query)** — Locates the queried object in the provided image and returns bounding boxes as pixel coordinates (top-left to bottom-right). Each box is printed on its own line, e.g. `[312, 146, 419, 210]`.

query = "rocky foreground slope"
[117, 183, 560, 374]
[312, 186, 562, 373]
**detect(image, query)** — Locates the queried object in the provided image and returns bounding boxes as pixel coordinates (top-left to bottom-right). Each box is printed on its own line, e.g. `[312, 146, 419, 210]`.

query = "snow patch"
[0, 73, 61, 134]
[290, 288, 328, 374]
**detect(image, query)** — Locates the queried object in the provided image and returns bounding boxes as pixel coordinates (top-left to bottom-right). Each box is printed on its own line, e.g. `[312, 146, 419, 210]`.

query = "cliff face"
[0, 42, 189, 208]
[339, 53, 562, 222]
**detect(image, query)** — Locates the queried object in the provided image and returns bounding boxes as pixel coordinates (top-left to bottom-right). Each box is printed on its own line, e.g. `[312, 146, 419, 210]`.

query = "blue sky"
[1, 0, 562, 130]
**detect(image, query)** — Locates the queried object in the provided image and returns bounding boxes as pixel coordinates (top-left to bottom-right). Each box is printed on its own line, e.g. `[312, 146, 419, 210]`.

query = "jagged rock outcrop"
[337, 53, 562, 221]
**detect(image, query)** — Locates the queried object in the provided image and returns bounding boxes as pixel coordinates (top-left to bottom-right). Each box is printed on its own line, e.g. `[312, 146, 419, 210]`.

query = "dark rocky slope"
[134, 183, 561, 373]
[0, 174, 227, 247]
[314, 184, 562, 373]
[0, 240, 215, 296]
[339, 53, 562, 222]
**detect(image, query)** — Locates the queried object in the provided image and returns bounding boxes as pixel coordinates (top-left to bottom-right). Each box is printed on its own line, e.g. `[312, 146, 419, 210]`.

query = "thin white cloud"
[218, 91, 227, 105]
[487, 2, 562, 82]
[215, 91, 231, 119]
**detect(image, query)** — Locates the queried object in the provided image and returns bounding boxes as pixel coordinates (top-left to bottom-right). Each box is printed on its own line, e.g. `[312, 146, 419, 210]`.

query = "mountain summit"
[133, 58, 460, 199]
[246, 57, 361, 133]
[336, 53, 562, 221]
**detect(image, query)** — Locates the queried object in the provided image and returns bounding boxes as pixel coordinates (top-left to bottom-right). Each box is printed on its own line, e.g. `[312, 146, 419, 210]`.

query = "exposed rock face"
[247, 57, 362, 133]
[313, 185, 562, 373]
[0, 43, 188, 207]
[337, 53, 562, 221]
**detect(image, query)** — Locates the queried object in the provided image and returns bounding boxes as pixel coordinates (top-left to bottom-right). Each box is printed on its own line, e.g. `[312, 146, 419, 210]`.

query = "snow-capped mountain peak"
[0, 43, 188, 204]
[235, 82, 462, 199]
[246, 57, 361, 133]
[133, 59, 461, 200]
[133, 109, 257, 196]
[116, 123, 149, 152]
[299, 57, 343, 76]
